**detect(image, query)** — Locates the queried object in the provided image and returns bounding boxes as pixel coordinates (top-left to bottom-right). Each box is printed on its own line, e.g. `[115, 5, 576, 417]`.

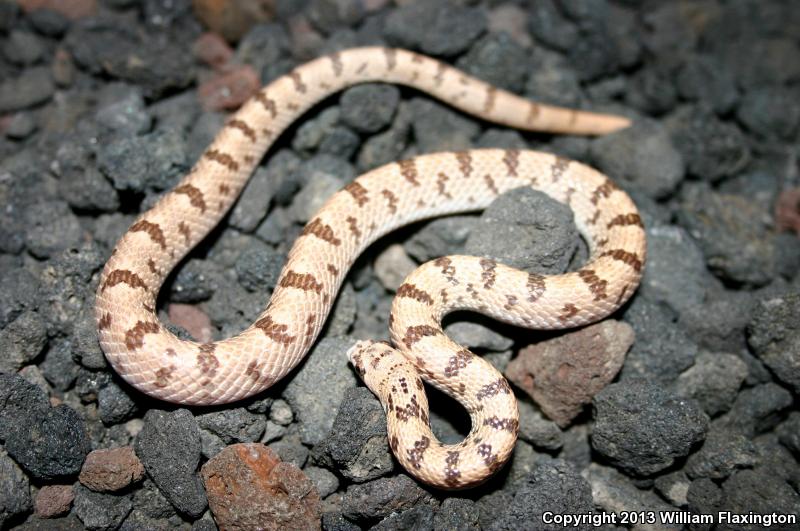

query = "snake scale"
[95, 47, 646, 489]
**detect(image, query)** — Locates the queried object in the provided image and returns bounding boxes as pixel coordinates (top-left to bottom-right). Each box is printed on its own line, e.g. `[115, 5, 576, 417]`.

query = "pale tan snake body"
[95, 47, 646, 489]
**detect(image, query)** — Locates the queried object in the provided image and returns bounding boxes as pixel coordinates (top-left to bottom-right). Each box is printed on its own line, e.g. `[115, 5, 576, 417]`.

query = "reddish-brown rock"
[775, 187, 800, 235]
[505, 320, 634, 427]
[168, 303, 214, 344]
[79, 447, 145, 492]
[197, 65, 261, 111]
[192, 0, 275, 42]
[193, 32, 234, 70]
[18, 0, 96, 19]
[202, 443, 321, 531]
[34, 485, 74, 518]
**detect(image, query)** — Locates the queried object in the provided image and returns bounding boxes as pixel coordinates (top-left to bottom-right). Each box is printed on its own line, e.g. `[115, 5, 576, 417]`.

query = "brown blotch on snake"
[130, 220, 167, 249]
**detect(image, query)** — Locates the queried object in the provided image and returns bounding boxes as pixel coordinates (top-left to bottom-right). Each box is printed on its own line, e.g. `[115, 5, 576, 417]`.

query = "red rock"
[775, 187, 800, 235]
[168, 303, 213, 344]
[34, 485, 74, 518]
[192, 0, 275, 43]
[78, 447, 145, 492]
[18, 0, 96, 19]
[197, 65, 261, 111]
[52, 48, 75, 87]
[505, 320, 634, 427]
[193, 32, 234, 70]
[201, 443, 321, 531]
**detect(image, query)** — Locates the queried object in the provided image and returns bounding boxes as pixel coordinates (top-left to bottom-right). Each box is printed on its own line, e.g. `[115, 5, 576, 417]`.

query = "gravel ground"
[1, 0, 799, 529]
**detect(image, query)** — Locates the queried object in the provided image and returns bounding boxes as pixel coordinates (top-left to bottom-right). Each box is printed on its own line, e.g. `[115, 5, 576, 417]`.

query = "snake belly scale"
[95, 47, 646, 489]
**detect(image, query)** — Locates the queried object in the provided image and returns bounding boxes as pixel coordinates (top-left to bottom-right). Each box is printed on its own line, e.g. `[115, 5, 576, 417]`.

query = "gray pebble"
[717, 382, 793, 439]
[196, 407, 266, 444]
[293, 107, 341, 154]
[372, 506, 435, 530]
[384, 2, 486, 57]
[40, 340, 80, 391]
[283, 337, 358, 445]
[747, 292, 800, 394]
[97, 129, 187, 193]
[620, 297, 697, 385]
[685, 427, 758, 480]
[0, 310, 47, 373]
[528, 0, 578, 52]
[676, 55, 738, 114]
[2, 30, 45, 65]
[268, 432, 309, 468]
[0, 67, 54, 113]
[433, 498, 480, 531]
[675, 351, 748, 416]
[592, 380, 709, 476]
[73, 484, 132, 531]
[489, 460, 592, 531]
[23, 200, 84, 259]
[590, 119, 684, 199]
[340, 84, 400, 133]
[626, 64, 677, 115]
[465, 188, 578, 275]
[456, 32, 529, 93]
[525, 48, 583, 107]
[304, 466, 339, 499]
[409, 98, 480, 153]
[405, 216, 478, 263]
[95, 88, 152, 136]
[0, 449, 32, 529]
[269, 398, 294, 426]
[776, 412, 800, 455]
[444, 321, 513, 352]
[134, 409, 207, 518]
[5, 111, 37, 139]
[169, 258, 221, 304]
[341, 474, 434, 524]
[314, 387, 394, 483]
[516, 400, 563, 451]
[98, 381, 140, 425]
[737, 86, 800, 140]
[234, 242, 285, 293]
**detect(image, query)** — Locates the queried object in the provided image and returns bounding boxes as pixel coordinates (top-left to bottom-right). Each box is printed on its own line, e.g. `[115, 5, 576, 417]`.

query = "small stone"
[197, 64, 261, 111]
[586, 463, 676, 527]
[444, 321, 513, 352]
[283, 337, 358, 445]
[234, 22, 290, 81]
[676, 54, 738, 114]
[516, 400, 563, 451]
[340, 84, 400, 133]
[372, 506, 435, 530]
[487, 4, 532, 48]
[653, 470, 690, 508]
[507, 320, 633, 427]
[433, 498, 480, 531]
[293, 107, 341, 153]
[196, 407, 266, 445]
[456, 32, 529, 93]
[23, 200, 85, 259]
[80, 447, 146, 492]
[592, 380, 709, 476]
[97, 129, 188, 193]
[0, 449, 32, 527]
[490, 460, 592, 530]
[28, 8, 70, 36]
[0, 66, 54, 113]
[97, 381, 139, 425]
[374, 244, 416, 292]
[737, 86, 800, 140]
[684, 428, 758, 480]
[747, 293, 800, 393]
[234, 242, 285, 293]
[170, 258, 221, 304]
[73, 484, 132, 531]
[3, 402, 91, 481]
[775, 188, 800, 236]
[289, 155, 354, 222]
[590, 119, 684, 199]
[39, 340, 80, 391]
[465, 188, 579, 275]
[408, 98, 480, 153]
[777, 412, 800, 455]
[525, 48, 583, 107]
[3, 30, 45, 65]
[620, 297, 698, 385]
[341, 474, 434, 524]
[666, 104, 749, 182]
[52, 47, 75, 87]
[675, 351, 748, 416]
[527, 0, 578, 52]
[268, 433, 310, 469]
[625, 65, 677, 115]
[305, 466, 339, 499]
[135, 409, 207, 518]
[191, 0, 275, 42]
[193, 32, 233, 69]
[405, 216, 478, 263]
[384, 2, 487, 57]
[721, 468, 800, 528]
[677, 183, 777, 287]
[269, 399, 294, 426]
[5, 112, 37, 139]
[201, 443, 320, 530]
[640, 224, 709, 316]
[314, 387, 394, 483]
[34, 484, 74, 519]
[307, 0, 366, 34]
[167, 304, 213, 344]
[716, 383, 793, 438]
[0, 310, 48, 373]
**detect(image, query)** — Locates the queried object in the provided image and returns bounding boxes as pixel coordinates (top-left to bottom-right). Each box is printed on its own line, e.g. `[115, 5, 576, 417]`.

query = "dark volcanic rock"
[592, 380, 709, 476]
[684, 427, 758, 480]
[747, 292, 800, 393]
[0, 449, 32, 528]
[340, 84, 400, 133]
[489, 460, 593, 531]
[341, 475, 434, 524]
[315, 387, 394, 483]
[384, 1, 486, 57]
[73, 484, 133, 531]
[675, 351, 748, 416]
[134, 409, 207, 518]
[717, 383, 793, 438]
[456, 32, 530, 93]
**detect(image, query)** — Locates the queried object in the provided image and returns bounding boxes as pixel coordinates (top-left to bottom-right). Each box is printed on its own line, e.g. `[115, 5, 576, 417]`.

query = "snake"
[95, 47, 646, 490]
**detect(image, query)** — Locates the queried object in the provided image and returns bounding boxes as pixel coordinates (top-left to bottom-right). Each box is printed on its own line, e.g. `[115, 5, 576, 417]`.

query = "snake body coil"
[96, 47, 645, 489]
